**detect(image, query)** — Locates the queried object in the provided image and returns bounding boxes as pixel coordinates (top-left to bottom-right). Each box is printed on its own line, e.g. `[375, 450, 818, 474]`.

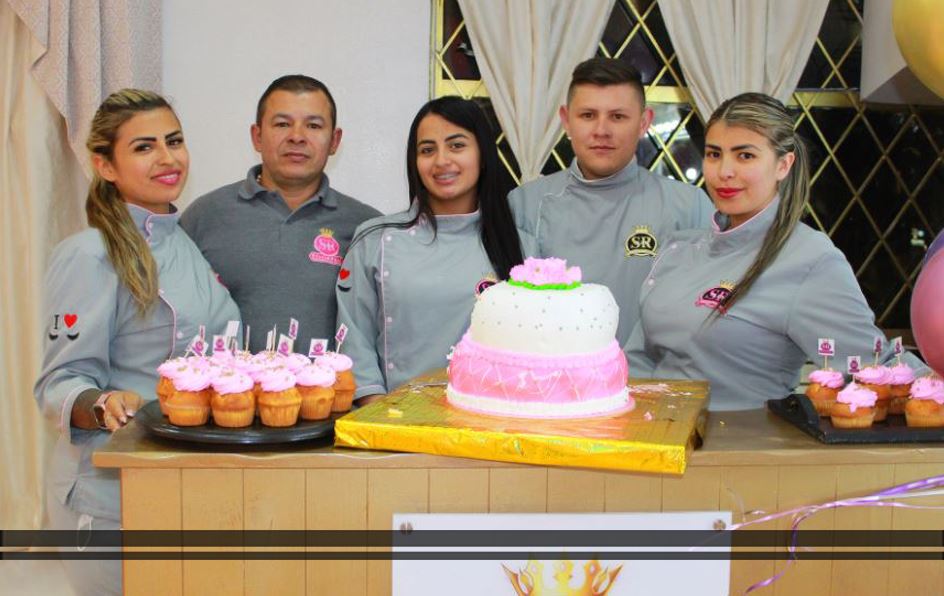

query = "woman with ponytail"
[624, 92, 926, 410]
[34, 89, 239, 594]
[336, 97, 531, 404]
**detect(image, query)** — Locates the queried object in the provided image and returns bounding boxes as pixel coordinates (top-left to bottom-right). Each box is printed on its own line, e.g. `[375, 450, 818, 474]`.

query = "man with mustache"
[181, 75, 380, 353]
[508, 58, 712, 346]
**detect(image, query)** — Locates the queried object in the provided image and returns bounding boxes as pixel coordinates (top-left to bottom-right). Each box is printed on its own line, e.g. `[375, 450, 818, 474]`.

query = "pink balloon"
[912, 250, 944, 376]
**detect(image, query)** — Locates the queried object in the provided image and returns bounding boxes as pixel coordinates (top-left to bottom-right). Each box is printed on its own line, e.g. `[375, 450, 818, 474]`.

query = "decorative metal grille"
[432, 0, 944, 330]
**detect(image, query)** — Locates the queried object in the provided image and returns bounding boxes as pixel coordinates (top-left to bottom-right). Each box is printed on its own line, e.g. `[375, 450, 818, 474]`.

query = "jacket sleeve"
[509, 185, 549, 258]
[623, 318, 656, 378]
[336, 232, 388, 399]
[33, 241, 119, 432]
[786, 249, 929, 376]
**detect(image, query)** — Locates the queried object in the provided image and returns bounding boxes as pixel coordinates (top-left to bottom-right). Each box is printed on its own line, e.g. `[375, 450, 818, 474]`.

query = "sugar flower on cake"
[509, 257, 582, 288]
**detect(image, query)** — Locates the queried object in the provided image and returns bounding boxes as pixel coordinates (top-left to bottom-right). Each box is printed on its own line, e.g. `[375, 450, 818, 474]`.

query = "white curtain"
[1, 0, 161, 529]
[7, 0, 163, 161]
[658, 0, 830, 121]
[458, 0, 615, 182]
[0, 0, 86, 530]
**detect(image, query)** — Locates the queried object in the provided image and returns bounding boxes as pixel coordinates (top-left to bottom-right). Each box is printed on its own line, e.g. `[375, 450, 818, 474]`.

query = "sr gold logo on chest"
[625, 225, 658, 257]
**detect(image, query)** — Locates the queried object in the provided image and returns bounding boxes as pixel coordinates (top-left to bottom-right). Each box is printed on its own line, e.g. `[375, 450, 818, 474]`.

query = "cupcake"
[315, 352, 356, 412]
[295, 364, 337, 420]
[283, 352, 313, 374]
[805, 369, 845, 416]
[905, 377, 944, 428]
[156, 357, 190, 415]
[830, 382, 877, 429]
[257, 367, 301, 427]
[165, 367, 213, 426]
[888, 363, 916, 414]
[854, 366, 892, 421]
[210, 368, 256, 428]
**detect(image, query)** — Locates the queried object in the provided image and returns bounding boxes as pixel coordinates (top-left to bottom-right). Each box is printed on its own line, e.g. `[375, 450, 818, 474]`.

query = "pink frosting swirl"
[251, 351, 285, 367]
[171, 367, 212, 392]
[854, 365, 891, 385]
[509, 257, 581, 286]
[836, 382, 877, 412]
[295, 363, 337, 388]
[258, 367, 296, 392]
[808, 369, 844, 389]
[888, 363, 916, 385]
[211, 369, 253, 395]
[230, 351, 255, 372]
[315, 352, 353, 372]
[283, 353, 312, 373]
[157, 357, 190, 379]
[210, 350, 235, 366]
[910, 377, 944, 404]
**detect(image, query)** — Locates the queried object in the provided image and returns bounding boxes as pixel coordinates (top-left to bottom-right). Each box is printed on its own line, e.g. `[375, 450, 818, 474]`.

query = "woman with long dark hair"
[625, 92, 926, 410]
[337, 96, 528, 403]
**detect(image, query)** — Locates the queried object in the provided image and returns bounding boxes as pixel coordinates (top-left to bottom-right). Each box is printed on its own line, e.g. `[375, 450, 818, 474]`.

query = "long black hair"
[354, 96, 524, 279]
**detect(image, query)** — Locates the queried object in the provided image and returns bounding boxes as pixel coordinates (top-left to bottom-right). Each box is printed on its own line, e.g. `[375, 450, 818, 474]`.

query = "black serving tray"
[135, 400, 347, 445]
[767, 394, 944, 444]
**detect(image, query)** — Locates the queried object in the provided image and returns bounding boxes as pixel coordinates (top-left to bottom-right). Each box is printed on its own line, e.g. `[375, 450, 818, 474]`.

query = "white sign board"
[392, 512, 731, 595]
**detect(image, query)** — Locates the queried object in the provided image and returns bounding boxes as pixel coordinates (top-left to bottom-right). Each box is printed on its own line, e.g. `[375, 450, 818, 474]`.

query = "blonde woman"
[624, 92, 926, 410]
[34, 89, 239, 595]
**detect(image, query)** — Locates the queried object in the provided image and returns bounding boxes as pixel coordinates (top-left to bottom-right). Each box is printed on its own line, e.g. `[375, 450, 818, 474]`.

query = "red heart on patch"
[64, 314, 78, 328]
[339, 268, 351, 281]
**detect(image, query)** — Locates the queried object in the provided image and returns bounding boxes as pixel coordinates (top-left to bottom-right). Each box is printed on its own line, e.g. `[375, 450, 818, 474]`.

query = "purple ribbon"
[727, 474, 944, 593]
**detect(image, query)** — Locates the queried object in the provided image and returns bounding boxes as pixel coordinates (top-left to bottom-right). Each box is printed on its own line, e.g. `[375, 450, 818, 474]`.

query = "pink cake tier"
[446, 333, 632, 418]
[446, 257, 633, 418]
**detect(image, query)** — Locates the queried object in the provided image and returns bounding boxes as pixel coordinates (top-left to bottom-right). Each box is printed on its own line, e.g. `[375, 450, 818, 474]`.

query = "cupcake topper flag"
[893, 336, 904, 365]
[817, 338, 835, 369]
[335, 323, 348, 352]
[848, 355, 861, 375]
[187, 334, 208, 357]
[308, 338, 328, 358]
[288, 317, 299, 341]
[873, 336, 883, 366]
[277, 334, 293, 356]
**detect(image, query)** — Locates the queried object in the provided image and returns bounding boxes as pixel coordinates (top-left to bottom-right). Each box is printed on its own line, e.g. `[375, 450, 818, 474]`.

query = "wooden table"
[95, 405, 944, 595]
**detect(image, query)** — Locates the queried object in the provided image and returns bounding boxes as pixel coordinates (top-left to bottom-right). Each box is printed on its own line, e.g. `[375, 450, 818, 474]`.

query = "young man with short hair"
[509, 58, 712, 345]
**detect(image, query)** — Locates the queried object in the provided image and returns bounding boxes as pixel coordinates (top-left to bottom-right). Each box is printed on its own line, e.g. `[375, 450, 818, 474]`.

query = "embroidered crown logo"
[625, 225, 657, 257]
[503, 559, 623, 596]
[695, 280, 737, 312]
[311, 228, 343, 265]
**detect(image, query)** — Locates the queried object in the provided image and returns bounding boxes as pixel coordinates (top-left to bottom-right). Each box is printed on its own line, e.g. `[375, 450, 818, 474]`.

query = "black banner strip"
[3, 551, 944, 561]
[2, 530, 943, 548]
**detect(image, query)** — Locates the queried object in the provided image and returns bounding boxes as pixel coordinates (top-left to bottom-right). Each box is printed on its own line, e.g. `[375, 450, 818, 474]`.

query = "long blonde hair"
[86, 89, 175, 317]
[706, 92, 810, 316]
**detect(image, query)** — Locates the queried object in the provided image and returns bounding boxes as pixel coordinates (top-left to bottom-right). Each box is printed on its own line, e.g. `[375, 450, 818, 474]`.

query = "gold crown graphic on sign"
[320, 227, 334, 237]
[502, 559, 623, 596]
[632, 225, 652, 235]
[718, 280, 736, 290]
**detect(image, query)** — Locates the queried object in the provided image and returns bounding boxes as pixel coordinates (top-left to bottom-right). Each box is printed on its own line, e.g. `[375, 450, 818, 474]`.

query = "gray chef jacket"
[34, 204, 240, 519]
[508, 158, 713, 345]
[336, 203, 533, 399]
[624, 197, 928, 410]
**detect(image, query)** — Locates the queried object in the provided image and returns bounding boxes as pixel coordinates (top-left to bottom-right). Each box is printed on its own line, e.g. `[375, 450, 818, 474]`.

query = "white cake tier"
[469, 282, 618, 355]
